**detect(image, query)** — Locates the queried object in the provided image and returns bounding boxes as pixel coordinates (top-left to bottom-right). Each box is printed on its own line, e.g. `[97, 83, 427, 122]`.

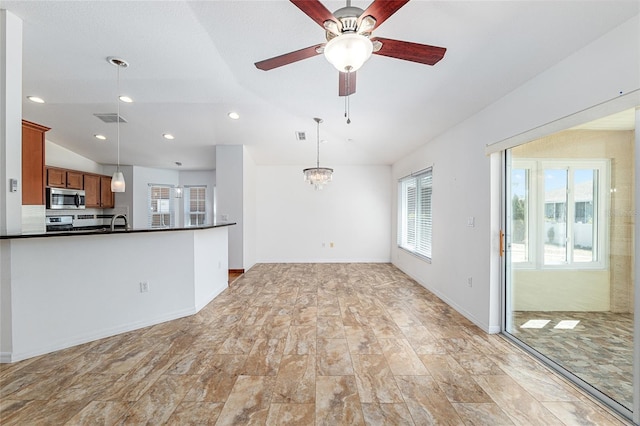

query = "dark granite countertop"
[0, 222, 236, 240]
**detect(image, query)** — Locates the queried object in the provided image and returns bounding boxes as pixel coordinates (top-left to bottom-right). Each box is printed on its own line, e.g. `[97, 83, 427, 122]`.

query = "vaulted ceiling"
[4, 1, 638, 170]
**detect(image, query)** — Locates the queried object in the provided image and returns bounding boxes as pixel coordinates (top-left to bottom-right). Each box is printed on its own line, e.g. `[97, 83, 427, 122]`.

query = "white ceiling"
[4, 1, 639, 170]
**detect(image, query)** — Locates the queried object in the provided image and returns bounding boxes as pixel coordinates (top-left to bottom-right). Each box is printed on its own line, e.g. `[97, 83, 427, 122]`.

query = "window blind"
[186, 186, 206, 226]
[398, 168, 432, 260]
[148, 185, 174, 228]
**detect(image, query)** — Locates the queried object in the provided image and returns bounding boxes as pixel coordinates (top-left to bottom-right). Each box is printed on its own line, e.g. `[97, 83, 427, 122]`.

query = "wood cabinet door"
[22, 121, 48, 204]
[84, 174, 100, 208]
[100, 176, 114, 208]
[66, 171, 84, 189]
[46, 168, 66, 188]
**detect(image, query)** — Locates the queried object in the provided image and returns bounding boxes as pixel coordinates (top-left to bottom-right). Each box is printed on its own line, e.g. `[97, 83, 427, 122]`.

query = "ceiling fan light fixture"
[324, 33, 373, 72]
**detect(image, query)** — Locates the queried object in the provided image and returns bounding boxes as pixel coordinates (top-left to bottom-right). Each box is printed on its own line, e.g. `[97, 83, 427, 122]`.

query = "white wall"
[45, 141, 104, 174]
[243, 147, 257, 271]
[256, 165, 391, 263]
[1, 226, 229, 362]
[216, 145, 244, 269]
[0, 10, 23, 236]
[391, 15, 640, 333]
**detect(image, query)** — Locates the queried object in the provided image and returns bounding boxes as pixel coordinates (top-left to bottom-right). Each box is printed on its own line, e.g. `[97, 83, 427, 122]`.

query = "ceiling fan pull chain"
[345, 68, 352, 124]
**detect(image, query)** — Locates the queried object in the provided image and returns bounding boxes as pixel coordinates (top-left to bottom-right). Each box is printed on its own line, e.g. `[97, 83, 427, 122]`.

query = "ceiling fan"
[254, 0, 447, 97]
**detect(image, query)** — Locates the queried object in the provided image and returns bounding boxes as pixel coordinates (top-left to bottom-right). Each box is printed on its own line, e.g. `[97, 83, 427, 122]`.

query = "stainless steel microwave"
[46, 187, 86, 209]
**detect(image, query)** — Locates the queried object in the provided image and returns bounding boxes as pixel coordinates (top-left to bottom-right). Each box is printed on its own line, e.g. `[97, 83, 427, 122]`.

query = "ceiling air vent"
[94, 113, 127, 123]
[295, 131, 306, 141]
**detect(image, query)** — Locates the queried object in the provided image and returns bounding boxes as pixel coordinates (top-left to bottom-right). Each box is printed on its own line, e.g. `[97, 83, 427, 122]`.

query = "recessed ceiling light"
[27, 96, 45, 103]
[228, 112, 240, 120]
[119, 95, 133, 103]
[94, 134, 107, 140]
[163, 133, 175, 140]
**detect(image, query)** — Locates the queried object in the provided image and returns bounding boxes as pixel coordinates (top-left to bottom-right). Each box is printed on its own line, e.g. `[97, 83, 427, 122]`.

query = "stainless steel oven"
[46, 187, 86, 209]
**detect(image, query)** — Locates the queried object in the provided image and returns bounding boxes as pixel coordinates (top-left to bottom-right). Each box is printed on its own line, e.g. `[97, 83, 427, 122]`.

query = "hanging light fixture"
[323, 33, 373, 73]
[303, 117, 333, 190]
[108, 56, 128, 193]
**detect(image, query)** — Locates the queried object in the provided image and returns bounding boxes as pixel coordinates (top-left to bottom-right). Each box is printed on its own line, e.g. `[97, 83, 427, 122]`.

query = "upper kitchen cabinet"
[100, 176, 114, 208]
[22, 120, 50, 205]
[46, 167, 83, 189]
[84, 174, 114, 208]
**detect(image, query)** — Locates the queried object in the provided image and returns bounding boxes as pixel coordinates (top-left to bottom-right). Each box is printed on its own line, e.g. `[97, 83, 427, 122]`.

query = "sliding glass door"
[503, 109, 637, 421]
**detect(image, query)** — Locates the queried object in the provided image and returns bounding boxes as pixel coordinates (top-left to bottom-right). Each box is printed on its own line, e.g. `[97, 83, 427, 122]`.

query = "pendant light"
[303, 117, 333, 190]
[108, 56, 128, 193]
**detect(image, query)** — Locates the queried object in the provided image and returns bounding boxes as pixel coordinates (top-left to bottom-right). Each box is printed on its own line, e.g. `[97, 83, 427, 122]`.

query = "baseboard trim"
[3, 307, 195, 363]
[229, 269, 244, 274]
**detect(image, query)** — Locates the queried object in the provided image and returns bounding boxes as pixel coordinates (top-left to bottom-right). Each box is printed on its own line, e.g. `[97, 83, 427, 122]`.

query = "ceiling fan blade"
[290, 0, 337, 28]
[372, 37, 446, 66]
[359, 0, 409, 30]
[338, 71, 356, 96]
[255, 44, 324, 71]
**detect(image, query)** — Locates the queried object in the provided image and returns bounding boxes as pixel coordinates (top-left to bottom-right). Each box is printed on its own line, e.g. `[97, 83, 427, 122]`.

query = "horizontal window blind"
[398, 168, 432, 260]
[148, 185, 174, 228]
[186, 186, 206, 226]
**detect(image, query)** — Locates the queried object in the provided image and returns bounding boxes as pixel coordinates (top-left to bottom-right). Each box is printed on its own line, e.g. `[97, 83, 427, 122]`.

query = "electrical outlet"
[140, 281, 149, 293]
[467, 277, 473, 288]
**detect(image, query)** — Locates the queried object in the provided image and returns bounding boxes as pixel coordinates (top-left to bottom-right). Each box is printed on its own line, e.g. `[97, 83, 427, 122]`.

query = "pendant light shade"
[303, 117, 333, 190]
[111, 171, 126, 192]
[108, 56, 128, 193]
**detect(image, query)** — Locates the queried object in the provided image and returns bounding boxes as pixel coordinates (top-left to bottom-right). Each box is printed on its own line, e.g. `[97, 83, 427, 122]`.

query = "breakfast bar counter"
[0, 223, 235, 363]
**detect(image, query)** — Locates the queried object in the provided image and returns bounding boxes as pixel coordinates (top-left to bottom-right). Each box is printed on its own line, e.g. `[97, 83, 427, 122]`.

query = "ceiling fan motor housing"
[333, 6, 364, 33]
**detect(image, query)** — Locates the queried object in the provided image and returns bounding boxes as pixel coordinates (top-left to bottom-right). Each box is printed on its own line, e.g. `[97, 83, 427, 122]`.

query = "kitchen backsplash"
[46, 206, 130, 228]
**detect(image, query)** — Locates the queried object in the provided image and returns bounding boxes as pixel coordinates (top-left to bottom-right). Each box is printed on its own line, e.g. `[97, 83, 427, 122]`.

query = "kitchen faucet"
[110, 214, 130, 231]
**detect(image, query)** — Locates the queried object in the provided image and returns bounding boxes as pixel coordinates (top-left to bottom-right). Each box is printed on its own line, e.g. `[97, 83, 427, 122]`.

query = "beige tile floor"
[0, 263, 630, 425]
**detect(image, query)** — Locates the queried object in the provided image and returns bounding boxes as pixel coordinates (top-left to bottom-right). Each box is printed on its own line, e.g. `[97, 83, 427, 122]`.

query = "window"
[510, 159, 608, 268]
[185, 186, 206, 226]
[398, 168, 432, 260]
[148, 185, 174, 228]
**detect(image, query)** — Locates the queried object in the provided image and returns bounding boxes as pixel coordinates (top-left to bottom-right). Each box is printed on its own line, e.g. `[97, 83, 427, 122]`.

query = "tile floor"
[0, 263, 631, 425]
[511, 310, 634, 411]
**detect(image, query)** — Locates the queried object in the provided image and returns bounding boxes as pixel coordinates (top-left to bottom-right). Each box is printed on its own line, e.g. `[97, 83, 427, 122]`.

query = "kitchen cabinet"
[46, 167, 84, 189]
[66, 171, 84, 189]
[46, 168, 66, 188]
[84, 174, 100, 207]
[100, 176, 114, 208]
[22, 120, 50, 205]
[84, 174, 113, 208]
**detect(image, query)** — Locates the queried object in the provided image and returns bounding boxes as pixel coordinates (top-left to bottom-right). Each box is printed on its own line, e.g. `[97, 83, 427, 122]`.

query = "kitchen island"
[0, 223, 235, 363]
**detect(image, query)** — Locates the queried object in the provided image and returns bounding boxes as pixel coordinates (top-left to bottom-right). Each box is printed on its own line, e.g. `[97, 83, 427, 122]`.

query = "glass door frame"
[500, 140, 639, 423]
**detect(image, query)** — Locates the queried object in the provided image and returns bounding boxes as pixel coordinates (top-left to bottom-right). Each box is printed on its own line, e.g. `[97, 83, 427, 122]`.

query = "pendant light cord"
[116, 64, 121, 172]
[316, 118, 320, 169]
